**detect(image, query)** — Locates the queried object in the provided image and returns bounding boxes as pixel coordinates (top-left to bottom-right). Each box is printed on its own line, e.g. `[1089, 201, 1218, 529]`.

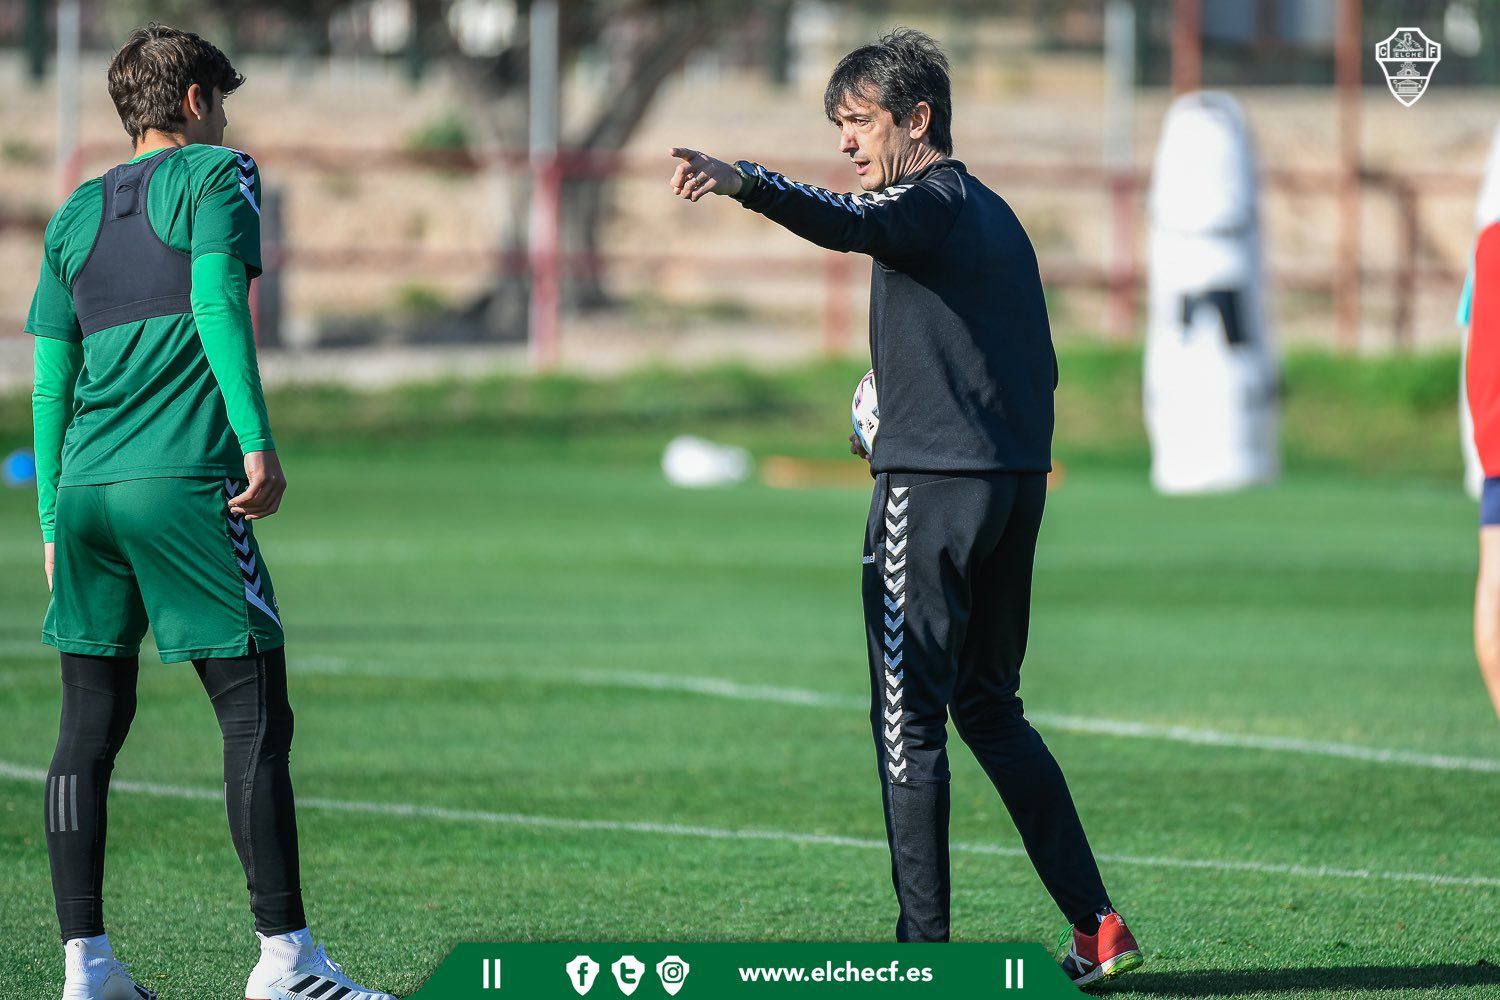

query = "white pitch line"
[1021, 713, 1500, 775]
[571, 668, 866, 711]
[289, 658, 1500, 775]
[0, 759, 1493, 890]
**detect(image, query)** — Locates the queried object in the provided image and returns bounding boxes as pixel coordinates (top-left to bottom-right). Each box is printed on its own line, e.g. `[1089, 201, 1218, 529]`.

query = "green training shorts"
[44, 477, 284, 662]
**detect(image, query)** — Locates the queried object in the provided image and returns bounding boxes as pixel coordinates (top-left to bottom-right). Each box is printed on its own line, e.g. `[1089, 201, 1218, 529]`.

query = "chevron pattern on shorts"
[226, 479, 281, 627]
[882, 485, 910, 783]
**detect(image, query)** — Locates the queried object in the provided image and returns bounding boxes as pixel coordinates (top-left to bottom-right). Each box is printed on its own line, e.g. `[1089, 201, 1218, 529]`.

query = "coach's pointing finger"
[668, 148, 697, 194]
[668, 147, 741, 199]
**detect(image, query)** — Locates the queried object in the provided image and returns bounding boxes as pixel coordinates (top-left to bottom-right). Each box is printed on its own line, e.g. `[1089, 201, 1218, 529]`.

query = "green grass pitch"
[1, 428, 1497, 998]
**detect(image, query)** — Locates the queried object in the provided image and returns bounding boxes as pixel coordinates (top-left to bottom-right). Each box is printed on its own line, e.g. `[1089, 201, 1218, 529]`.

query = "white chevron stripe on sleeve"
[751, 162, 918, 217]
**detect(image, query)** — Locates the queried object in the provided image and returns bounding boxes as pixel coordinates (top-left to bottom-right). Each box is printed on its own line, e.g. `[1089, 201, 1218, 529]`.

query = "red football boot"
[1056, 911, 1144, 987]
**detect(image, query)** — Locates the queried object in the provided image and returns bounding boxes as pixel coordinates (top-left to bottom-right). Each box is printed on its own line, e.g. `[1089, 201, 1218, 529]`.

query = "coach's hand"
[44, 541, 54, 591]
[232, 450, 287, 521]
[850, 434, 870, 461]
[669, 147, 741, 201]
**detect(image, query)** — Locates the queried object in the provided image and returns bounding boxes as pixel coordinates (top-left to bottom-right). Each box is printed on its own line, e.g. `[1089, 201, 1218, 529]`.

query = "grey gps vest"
[71, 149, 192, 338]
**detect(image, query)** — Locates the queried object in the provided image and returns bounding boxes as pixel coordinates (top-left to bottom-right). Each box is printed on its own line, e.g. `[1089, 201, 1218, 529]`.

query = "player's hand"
[849, 434, 870, 461]
[669, 147, 741, 202]
[44, 541, 54, 591]
[231, 450, 287, 521]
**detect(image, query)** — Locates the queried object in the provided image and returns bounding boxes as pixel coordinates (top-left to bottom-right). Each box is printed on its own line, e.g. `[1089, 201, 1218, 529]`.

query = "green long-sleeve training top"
[26, 143, 275, 543]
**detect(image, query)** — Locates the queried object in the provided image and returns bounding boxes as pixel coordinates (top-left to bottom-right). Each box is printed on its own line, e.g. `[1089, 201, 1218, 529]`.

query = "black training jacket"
[735, 158, 1056, 475]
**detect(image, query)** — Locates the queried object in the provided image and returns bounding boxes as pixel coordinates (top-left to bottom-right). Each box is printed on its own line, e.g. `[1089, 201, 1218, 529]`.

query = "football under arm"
[32, 336, 83, 543]
[192, 251, 275, 455]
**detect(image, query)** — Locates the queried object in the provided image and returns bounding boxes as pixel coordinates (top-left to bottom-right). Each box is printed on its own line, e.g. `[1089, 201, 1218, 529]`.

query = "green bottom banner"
[410, 943, 1079, 998]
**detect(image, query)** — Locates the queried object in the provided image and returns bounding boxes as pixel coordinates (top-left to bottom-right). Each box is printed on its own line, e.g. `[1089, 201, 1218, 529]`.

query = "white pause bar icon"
[482, 958, 502, 989]
[1004, 958, 1024, 990]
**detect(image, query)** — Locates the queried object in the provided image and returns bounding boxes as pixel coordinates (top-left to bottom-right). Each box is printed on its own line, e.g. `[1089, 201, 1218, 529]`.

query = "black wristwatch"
[731, 160, 758, 201]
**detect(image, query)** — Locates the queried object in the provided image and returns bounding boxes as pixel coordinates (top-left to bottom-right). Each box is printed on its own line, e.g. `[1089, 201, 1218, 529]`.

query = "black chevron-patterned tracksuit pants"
[863, 471, 1110, 942]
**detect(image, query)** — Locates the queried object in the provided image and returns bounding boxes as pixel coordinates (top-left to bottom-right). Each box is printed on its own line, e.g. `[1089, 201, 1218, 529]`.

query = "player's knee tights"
[50, 654, 138, 778]
[196, 645, 294, 761]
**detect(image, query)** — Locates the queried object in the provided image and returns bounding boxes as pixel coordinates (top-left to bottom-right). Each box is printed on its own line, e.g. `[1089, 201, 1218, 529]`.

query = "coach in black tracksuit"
[669, 30, 1122, 948]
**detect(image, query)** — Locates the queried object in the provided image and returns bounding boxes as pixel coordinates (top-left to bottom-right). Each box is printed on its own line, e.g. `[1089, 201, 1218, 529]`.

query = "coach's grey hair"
[824, 28, 953, 156]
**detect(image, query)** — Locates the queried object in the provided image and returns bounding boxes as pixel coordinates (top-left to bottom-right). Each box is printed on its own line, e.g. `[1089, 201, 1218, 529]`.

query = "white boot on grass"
[61, 935, 155, 1000]
[246, 928, 397, 1000]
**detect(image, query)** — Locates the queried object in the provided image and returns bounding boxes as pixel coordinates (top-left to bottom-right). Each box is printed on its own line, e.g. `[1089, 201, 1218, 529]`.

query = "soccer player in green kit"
[28, 25, 395, 1000]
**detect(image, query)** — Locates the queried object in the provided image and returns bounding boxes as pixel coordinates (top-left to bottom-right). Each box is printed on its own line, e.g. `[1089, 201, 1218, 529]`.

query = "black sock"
[1074, 903, 1114, 936]
[195, 644, 306, 934]
[46, 653, 139, 941]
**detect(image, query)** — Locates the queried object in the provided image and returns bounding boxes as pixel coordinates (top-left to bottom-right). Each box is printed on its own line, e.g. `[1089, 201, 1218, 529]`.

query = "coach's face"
[833, 90, 935, 192]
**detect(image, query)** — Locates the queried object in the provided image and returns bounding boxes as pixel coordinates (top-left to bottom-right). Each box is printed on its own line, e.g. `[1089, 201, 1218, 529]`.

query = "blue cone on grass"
[2, 449, 37, 488]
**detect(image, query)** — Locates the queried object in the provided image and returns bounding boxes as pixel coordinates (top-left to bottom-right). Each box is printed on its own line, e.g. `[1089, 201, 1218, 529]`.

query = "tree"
[444, 0, 756, 337]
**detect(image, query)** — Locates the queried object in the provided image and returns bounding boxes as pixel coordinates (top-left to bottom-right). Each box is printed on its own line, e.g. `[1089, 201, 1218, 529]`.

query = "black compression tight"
[45, 647, 305, 941]
[195, 645, 306, 934]
[45, 654, 137, 941]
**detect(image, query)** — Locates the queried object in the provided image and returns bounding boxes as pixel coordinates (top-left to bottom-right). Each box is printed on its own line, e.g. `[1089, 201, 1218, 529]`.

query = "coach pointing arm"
[667, 88, 959, 264]
[667, 38, 969, 258]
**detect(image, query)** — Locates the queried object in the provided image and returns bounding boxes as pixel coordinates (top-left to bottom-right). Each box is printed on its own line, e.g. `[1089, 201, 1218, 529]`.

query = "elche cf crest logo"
[1375, 28, 1441, 107]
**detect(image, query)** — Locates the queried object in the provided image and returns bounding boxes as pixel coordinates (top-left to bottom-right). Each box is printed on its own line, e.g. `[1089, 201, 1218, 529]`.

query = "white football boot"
[61, 936, 156, 1000]
[246, 930, 397, 1000]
